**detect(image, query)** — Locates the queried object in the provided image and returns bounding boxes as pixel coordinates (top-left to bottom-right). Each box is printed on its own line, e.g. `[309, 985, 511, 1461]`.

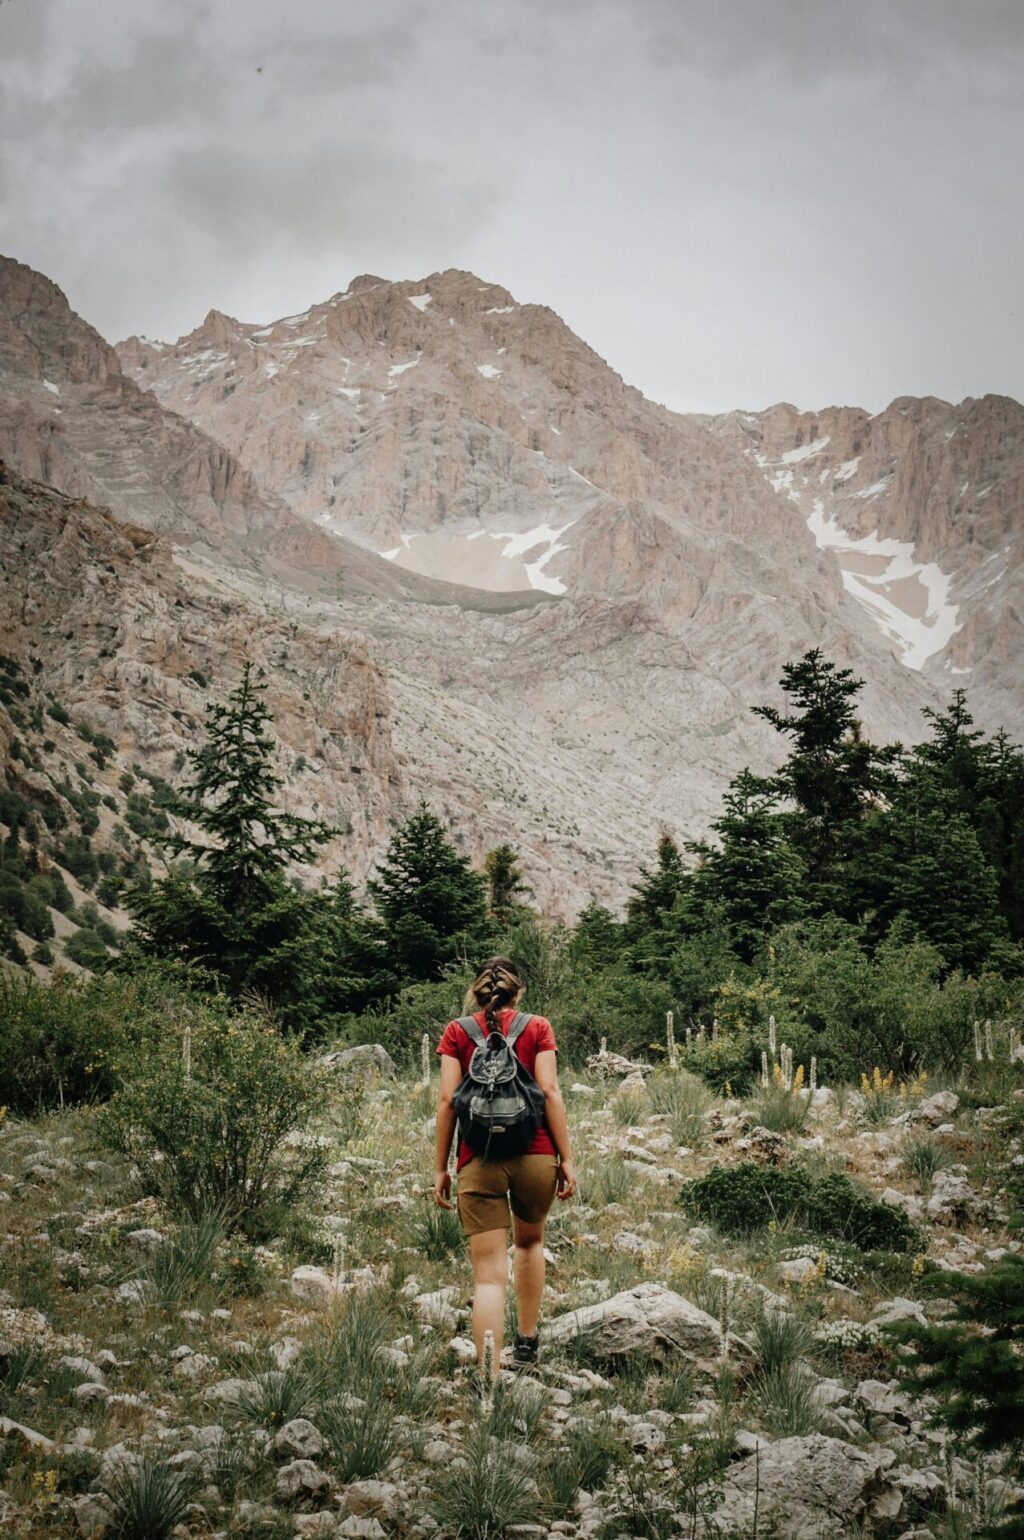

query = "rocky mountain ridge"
[2, 254, 1022, 919]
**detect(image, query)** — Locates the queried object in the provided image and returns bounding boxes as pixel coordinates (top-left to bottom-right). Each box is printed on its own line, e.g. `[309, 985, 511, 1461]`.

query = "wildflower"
[482, 1329, 496, 1399]
[792, 1064, 805, 1094]
[420, 1032, 431, 1086]
[666, 1010, 678, 1069]
[984, 1018, 994, 1062]
[911, 1252, 926, 1277]
[809, 1057, 818, 1095]
[973, 1020, 984, 1062]
[760, 1051, 770, 1090]
[768, 1014, 777, 1058]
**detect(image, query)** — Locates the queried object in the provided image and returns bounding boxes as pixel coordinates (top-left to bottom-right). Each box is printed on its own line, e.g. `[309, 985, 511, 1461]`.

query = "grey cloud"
[0, 0, 51, 62]
[622, 0, 1024, 82]
[259, 11, 423, 95]
[59, 29, 224, 136]
[165, 140, 499, 261]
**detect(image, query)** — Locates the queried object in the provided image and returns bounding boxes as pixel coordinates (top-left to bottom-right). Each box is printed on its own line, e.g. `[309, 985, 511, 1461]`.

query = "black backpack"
[451, 1012, 547, 1161]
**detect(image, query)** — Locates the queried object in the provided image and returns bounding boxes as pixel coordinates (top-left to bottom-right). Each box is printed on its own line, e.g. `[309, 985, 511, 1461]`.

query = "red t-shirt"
[437, 1007, 558, 1172]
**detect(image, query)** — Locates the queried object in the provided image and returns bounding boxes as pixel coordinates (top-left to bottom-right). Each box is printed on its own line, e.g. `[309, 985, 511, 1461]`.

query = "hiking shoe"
[512, 1330, 539, 1368]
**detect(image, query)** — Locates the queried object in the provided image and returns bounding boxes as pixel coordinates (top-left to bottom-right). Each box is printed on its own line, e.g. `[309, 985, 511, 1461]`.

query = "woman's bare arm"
[533, 1048, 577, 1198]
[433, 1054, 462, 1208]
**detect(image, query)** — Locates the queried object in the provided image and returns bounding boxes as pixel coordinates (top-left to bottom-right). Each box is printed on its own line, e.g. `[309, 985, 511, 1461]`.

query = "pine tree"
[752, 649, 899, 914]
[160, 661, 335, 909]
[366, 800, 491, 981]
[856, 785, 1011, 975]
[571, 899, 624, 970]
[895, 1255, 1024, 1538]
[127, 662, 380, 1028]
[484, 844, 533, 925]
[625, 832, 687, 933]
[684, 769, 807, 963]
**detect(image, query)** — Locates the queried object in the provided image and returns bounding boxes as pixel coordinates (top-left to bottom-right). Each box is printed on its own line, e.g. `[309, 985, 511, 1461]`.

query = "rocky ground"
[1, 1048, 1021, 1540]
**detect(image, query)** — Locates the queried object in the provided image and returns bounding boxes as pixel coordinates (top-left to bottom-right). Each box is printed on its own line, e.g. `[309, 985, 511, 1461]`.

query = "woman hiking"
[433, 956, 576, 1377]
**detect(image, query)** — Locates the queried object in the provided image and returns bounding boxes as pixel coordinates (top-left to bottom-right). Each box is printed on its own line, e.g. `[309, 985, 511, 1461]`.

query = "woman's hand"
[556, 1159, 578, 1201]
[433, 1169, 454, 1209]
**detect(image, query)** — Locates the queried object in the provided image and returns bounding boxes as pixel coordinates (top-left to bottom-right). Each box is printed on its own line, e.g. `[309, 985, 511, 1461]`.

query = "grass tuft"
[429, 1423, 541, 1540]
[97, 1448, 201, 1540]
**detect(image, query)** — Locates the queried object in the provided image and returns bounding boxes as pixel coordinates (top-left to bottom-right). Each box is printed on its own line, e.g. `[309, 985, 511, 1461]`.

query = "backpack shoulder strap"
[506, 1011, 534, 1047]
[455, 1015, 487, 1048]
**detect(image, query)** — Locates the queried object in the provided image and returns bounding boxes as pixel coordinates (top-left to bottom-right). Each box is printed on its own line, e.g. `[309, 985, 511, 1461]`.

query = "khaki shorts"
[456, 1153, 559, 1236]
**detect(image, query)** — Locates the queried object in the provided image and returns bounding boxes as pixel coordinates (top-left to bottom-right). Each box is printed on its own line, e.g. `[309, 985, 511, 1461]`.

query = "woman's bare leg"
[468, 1227, 509, 1376]
[511, 1216, 546, 1337]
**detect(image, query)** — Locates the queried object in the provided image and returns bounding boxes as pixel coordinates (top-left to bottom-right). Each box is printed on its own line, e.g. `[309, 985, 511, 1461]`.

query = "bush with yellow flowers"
[859, 1065, 928, 1125]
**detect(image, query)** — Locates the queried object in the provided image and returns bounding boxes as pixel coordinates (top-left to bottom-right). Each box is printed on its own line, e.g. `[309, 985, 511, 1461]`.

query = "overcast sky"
[2, 0, 1022, 413]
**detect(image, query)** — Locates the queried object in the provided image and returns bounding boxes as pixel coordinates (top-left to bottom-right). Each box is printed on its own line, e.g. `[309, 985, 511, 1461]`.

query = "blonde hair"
[462, 956, 524, 1037]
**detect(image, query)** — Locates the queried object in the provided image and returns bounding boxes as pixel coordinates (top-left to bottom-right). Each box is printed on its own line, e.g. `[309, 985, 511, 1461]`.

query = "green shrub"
[64, 926, 110, 969]
[406, 1198, 466, 1259]
[56, 833, 98, 887]
[0, 869, 55, 941]
[0, 964, 201, 1113]
[681, 1162, 919, 1252]
[96, 999, 329, 1223]
[803, 1172, 918, 1251]
[682, 1163, 811, 1234]
[344, 973, 470, 1071]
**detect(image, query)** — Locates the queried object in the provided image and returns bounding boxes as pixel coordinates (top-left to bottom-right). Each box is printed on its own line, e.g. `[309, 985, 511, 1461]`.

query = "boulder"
[0, 1415, 56, 1452]
[276, 1458, 333, 1502]
[319, 1045, 397, 1081]
[881, 1188, 926, 1223]
[70, 1493, 116, 1539]
[293, 1515, 341, 1539]
[585, 1051, 650, 1081]
[714, 1433, 902, 1538]
[201, 1377, 249, 1407]
[544, 1282, 752, 1373]
[422, 1439, 454, 1464]
[337, 1480, 401, 1521]
[912, 1092, 960, 1127]
[275, 1418, 324, 1460]
[927, 1167, 984, 1224]
[337, 1519, 386, 1540]
[124, 1228, 164, 1252]
[271, 1336, 305, 1370]
[291, 1266, 346, 1304]
[412, 1288, 463, 1330]
[872, 1297, 928, 1328]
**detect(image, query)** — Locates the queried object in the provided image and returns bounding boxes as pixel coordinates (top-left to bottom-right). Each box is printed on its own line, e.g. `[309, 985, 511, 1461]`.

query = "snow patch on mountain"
[806, 498, 959, 670]
[378, 520, 575, 595]
[780, 436, 830, 465]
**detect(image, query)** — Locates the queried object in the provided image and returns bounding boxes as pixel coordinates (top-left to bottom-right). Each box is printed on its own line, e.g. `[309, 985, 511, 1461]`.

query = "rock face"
[0, 465, 398, 896]
[3, 255, 1023, 921]
[704, 399, 1024, 729]
[714, 1433, 903, 1538]
[544, 1281, 751, 1373]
